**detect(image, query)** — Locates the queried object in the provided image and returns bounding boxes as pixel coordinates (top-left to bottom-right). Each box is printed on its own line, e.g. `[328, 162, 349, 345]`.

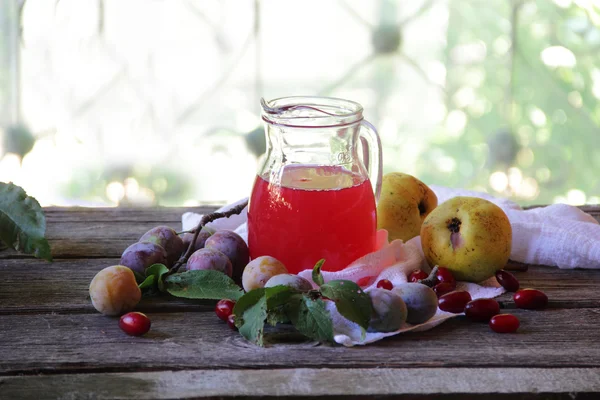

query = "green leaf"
[233, 289, 269, 346]
[320, 280, 372, 330]
[146, 263, 169, 292]
[133, 270, 146, 284]
[266, 307, 290, 326]
[138, 275, 155, 290]
[233, 285, 293, 318]
[286, 294, 334, 342]
[265, 285, 296, 308]
[0, 182, 52, 261]
[233, 288, 265, 318]
[312, 259, 325, 287]
[264, 285, 295, 326]
[238, 295, 268, 346]
[164, 270, 244, 300]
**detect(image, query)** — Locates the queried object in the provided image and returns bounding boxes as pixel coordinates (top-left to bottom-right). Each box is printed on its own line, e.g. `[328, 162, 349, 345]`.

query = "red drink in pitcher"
[247, 165, 377, 274]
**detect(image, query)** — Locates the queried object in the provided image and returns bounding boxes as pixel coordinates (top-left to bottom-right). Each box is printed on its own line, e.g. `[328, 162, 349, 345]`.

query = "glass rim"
[261, 96, 364, 128]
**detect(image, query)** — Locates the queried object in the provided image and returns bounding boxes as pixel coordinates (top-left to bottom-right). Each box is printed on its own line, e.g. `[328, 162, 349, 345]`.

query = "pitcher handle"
[359, 120, 383, 202]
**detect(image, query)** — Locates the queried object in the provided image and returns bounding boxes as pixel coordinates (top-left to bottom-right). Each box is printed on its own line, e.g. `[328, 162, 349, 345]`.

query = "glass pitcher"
[247, 96, 383, 274]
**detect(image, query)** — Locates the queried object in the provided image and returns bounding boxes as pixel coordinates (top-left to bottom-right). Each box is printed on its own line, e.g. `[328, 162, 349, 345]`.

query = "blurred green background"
[1, 0, 599, 207]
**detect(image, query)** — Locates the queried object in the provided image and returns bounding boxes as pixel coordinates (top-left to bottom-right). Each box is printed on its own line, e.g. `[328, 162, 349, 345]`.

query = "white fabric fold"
[431, 185, 600, 269]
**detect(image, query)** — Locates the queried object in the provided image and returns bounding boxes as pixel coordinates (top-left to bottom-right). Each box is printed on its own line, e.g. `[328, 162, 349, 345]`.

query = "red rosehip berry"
[438, 291, 472, 314]
[489, 314, 520, 333]
[408, 269, 428, 282]
[514, 289, 548, 310]
[495, 270, 520, 292]
[464, 298, 500, 322]
[119, 312, 151, 336]
[376, 279, 393, 290]
[433, 281, 456, 297]
[227, 314, 237, 330]
[215, 299, 236, 322]
[435, 266, 456, 286]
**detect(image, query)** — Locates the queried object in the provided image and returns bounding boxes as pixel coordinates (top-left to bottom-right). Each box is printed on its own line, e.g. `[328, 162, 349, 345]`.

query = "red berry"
[495, 270, 520, 292]
[376, 279, 393, 290]
[464, 298, 500, 322]
[489, 314, 520, 333]
[227, 314, 237, 330]
[438, 291, 472, 313]
[215, 299, 236, 322]
[119, 312, 151, 336]
[408, 269, 428, 282]
[514, 289, 548, 309]
[433, 281, 456, 297]
[435, 267, 456, 286]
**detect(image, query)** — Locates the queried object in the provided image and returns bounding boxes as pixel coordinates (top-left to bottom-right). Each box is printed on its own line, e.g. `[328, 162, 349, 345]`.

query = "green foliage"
[231, 278, 371, 346]
[312, 259, 325, 287]
[138, 263, 169, 293]
[0, 182, 52, 261]
[233, 286, 294, 346]
[320, 280, 372, 331]
[237, 293, 268, 346]
[60, 166, 194, 207]
[163, 270, 244, 301]
[408, 0, 600, 205]
[285, 295, 334, 343]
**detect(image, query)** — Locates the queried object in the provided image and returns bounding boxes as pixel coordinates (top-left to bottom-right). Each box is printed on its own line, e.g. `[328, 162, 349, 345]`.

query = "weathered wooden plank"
[495, 267, 600, 308]
[1, 205, 597, 260]
[38, 204, 600, 222]
[0, 258, 215, 314]
[2, 367, 600, 399]
[0, 215, 212, 259]
[42, 206, 218, 222]
[1, 308, 599, 374]
[1, 256, 600, 314]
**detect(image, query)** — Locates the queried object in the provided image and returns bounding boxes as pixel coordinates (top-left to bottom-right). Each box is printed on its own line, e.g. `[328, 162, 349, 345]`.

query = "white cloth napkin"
[182, 187, 600, 346]
[431, 185, 600, 269]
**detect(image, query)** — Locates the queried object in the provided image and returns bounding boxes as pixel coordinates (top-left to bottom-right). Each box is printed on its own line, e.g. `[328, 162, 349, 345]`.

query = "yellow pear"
[377, 173, 438, 242]
[420, 196, 512, 282]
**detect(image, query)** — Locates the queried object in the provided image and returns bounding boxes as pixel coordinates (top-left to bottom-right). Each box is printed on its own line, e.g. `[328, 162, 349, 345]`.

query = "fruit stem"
[418, 266, 438, 288]
[165, 200, 249, 277]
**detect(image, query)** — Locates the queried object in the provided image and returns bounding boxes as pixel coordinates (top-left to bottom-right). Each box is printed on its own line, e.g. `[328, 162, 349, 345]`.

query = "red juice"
[247, 165, 377, 274]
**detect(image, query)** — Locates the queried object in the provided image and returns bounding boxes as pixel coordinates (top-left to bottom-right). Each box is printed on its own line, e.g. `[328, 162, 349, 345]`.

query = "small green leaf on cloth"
[0, 182, 52, 261]
[312, 259, 325, 287]
[320, 280, 372, 330]
[286, 294, 334, 342]
[164, 270, 243, 300]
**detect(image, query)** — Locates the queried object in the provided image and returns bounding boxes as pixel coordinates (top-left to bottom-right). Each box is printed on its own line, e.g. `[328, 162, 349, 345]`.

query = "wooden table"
[1, 206, 600, 399]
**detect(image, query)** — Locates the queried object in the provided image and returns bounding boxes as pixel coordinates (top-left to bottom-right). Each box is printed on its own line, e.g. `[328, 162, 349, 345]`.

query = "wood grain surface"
[2, 368, 600, 399]
[0, 205, 599, 399]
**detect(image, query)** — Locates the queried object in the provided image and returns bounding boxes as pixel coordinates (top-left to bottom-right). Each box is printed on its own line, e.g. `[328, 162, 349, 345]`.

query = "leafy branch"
[162, 259, 372, 346]
[164, 200, 248, 277]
